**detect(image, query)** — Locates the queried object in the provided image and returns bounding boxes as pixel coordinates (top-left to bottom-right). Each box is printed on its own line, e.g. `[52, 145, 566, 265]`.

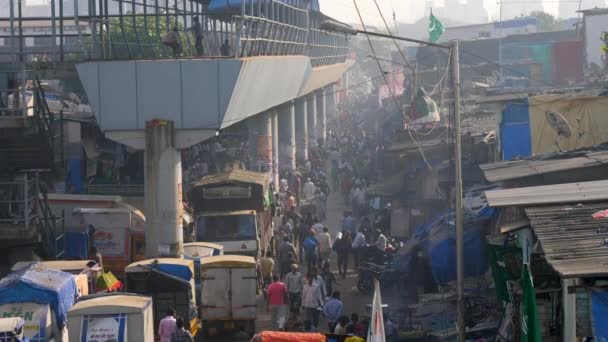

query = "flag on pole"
[521, 264, 542, 342]
[367, 280, 386, 342]
[429, 11, 445, 43]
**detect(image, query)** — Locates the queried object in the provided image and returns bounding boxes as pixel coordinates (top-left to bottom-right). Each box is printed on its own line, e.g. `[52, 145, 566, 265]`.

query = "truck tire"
[247, 320, 256, 338]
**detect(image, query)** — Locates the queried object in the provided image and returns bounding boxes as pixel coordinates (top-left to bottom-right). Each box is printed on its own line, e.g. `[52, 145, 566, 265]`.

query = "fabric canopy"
[0, 263, 77, 328]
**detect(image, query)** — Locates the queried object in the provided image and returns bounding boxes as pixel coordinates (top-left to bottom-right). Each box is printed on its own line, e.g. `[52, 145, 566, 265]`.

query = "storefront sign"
[81, 314, 127, 342]
[93, 227, 128, 257]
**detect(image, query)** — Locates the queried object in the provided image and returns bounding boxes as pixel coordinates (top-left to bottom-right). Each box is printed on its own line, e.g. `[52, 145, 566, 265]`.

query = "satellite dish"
[545, 110, 573, 138]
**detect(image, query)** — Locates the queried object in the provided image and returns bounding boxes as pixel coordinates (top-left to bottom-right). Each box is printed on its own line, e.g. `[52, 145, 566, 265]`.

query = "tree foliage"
[96, 14, 193, 59]
[529, 11, 563, 32]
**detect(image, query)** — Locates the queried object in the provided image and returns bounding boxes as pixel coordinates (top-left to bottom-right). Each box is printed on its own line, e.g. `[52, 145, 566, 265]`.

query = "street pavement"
[205, 184, 374, 341]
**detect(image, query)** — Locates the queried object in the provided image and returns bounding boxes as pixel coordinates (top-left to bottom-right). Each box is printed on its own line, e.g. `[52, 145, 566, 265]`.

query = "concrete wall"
[584, 12, 608, 68]
[77, 57, 353, 133]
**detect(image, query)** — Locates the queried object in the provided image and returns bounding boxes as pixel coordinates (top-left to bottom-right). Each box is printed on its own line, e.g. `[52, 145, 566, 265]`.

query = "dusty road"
[205, 187, 374, 341]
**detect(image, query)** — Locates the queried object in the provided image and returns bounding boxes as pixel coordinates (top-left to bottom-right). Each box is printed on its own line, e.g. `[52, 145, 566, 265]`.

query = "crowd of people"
[258, 128, 392, 339]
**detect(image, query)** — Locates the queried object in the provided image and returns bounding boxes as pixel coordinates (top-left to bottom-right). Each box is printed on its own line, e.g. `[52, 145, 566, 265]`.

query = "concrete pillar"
[256, 112, 272, 175]
[307, 93, 317, 149]
[316, 88, 326, 143]
[279, 102, 296, 173]
[271, 110, 279, 189]
[144, 120, 183, 258]
[247, 116, 259, 171]
[326, 84, 337, 122]
[295, 98, 308, 164]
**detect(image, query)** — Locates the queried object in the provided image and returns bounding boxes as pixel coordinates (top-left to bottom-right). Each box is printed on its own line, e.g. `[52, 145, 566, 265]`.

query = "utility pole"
[451, 40, 465, 342]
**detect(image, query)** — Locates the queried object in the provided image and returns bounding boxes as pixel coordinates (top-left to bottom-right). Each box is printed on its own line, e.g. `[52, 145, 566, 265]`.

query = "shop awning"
[525, 201, 608, 278]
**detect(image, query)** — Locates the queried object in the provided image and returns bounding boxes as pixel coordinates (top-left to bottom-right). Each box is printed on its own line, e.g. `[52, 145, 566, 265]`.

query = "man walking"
[317, 226, 332, 267]
[333, 231, 350, 278]
[284, 264, 304, 317]
[158, 308, 176, 342]
[323, 291, 344, 333]
[260, 251, 275, 293]
[278, 236, 297, 279]
[267, 275, 288, 330]
[303, 230, 319, 274]
[170, 317, 194, 342]
[352, 230, 367, 269]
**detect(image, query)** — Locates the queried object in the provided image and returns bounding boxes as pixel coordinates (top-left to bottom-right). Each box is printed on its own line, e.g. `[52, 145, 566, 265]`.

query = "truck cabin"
[188, 169, 271, 214]
[189, 170, 272, 256]
[195, 210, 257, 243]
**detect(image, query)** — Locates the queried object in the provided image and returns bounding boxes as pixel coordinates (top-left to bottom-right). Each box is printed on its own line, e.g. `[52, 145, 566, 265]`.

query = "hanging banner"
[367, 280, 386, 342]
[81, 313, 127, 342]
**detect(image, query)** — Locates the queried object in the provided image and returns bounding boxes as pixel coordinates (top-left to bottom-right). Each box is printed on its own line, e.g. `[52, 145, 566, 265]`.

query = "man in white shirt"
[351, 231, 366, 269]
[375, 229, 387, 251]
[317, 226, 332, 267]
[302, 178, 316, 202]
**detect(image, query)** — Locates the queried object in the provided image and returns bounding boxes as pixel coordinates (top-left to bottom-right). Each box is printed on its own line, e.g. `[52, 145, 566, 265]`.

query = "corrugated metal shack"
[482, 148, 608, 340]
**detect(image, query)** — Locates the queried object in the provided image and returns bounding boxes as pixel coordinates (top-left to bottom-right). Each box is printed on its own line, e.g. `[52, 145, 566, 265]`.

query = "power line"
[370, 0, 411, 68]
[353, 0, 436, 169]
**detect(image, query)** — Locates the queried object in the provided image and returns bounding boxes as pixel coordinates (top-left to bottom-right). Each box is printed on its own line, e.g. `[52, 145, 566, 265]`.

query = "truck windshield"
[197, 215, 256, 242]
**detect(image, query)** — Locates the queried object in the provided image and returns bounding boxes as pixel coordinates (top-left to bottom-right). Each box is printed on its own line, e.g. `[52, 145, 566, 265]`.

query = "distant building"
[581, 7, 608, 69]
[439, 17, 538, 42]
[425, 0, 488, 24]
[559, 0, 606, 18]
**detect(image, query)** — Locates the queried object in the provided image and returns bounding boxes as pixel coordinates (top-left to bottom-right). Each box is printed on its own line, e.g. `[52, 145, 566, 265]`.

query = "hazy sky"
[319, 0, 603, 25]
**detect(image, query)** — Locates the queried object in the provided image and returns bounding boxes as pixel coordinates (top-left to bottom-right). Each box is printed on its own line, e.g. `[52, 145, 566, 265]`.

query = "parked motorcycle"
[356, 261, 401, 295]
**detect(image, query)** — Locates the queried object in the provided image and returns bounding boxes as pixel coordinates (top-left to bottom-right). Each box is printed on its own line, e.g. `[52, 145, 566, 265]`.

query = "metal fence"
[0, 0, 350, 66]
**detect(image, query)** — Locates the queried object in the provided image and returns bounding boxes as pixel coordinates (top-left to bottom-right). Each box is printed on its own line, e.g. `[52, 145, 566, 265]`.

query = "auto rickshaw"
[184, 242, 224, 304]
[0, 317, 27, 342]
[199, 255, 257, 337]
[67, 294, 154, 342]
[124, 258, 200, 338]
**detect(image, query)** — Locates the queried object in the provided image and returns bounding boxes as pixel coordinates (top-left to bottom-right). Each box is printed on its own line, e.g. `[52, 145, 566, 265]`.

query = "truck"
[188, 169, 273, 260]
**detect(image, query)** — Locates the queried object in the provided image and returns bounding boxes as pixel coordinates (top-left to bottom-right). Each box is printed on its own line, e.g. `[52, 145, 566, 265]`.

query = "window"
[197, 215, 256, 242]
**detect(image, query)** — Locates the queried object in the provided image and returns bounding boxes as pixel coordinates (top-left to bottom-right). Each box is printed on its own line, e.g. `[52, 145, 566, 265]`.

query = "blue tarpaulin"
[149, 263, 193, 282]
[393, 209, 492, 284]
[0, 263, 77, 328]
[591, 289, 608, 340]
[209, 0, 319, 14]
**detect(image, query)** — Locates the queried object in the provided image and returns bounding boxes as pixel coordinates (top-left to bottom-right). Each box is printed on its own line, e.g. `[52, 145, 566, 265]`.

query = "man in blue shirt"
[341, 211, 356, 238]
[323, 291, 343, 333]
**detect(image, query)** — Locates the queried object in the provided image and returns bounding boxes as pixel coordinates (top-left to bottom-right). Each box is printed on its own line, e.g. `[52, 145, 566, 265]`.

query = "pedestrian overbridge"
[76, 54, 353, 148]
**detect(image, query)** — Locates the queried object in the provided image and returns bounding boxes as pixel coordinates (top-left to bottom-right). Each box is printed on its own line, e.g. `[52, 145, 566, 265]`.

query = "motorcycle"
[356, 261, 401, 295]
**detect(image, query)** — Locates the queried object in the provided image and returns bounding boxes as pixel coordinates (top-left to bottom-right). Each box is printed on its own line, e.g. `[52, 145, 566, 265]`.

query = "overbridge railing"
[0, 0, 350, 66]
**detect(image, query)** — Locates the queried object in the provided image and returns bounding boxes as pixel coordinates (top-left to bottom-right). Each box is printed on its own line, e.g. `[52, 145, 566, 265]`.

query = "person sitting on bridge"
[162, 27, 182, 58]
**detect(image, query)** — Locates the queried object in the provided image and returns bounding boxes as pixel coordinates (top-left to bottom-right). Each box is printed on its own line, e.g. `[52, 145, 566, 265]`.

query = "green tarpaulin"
[521, 264, 541, 342]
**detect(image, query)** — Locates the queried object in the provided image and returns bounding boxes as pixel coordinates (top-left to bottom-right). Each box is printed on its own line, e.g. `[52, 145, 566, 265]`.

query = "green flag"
[429, 12, 445, 43]
[521, 264, 542, 342]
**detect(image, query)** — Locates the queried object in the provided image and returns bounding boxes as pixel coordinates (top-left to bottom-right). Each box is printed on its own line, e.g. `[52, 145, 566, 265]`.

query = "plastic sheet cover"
[393, 209, 492, 284]
[149, 263, 193, 282]
[0, 263, 77, 328]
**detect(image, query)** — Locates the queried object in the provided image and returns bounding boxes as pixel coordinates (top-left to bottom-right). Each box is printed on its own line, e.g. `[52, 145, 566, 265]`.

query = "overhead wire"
[354, 0, 433, 169]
